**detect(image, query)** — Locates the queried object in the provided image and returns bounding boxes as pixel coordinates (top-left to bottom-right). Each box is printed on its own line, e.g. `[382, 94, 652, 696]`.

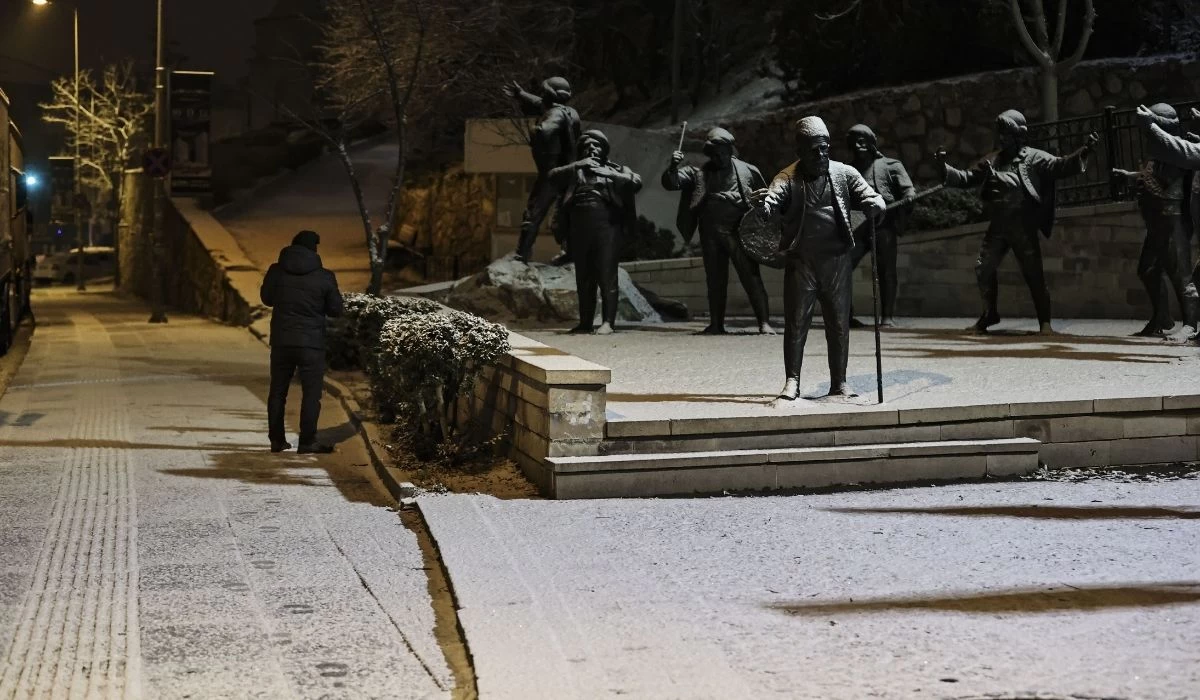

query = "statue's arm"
[755, 171, 792, 219]
[1145, 123, 1200, 170]
[848, 169, 886, 214]
[892, 162, 917, 201]
[942, 163, 983, 188]
[514, 90, 545, 116]
[661, 164, 695, 191]
[548, 160, 580, 186]
[622, 167, 644, 194]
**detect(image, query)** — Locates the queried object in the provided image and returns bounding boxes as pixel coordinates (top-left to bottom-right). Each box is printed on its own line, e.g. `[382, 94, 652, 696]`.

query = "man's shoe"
[550, 250, 573, 266]
[969, 312, 1001, 334]
[697, 324, 728, 335]
[270, 440, 292, 453]
[297, 443, 335, 454]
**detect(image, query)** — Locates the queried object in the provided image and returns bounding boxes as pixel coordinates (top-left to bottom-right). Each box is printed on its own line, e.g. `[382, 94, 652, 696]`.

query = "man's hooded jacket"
[260, 243, 343, 349]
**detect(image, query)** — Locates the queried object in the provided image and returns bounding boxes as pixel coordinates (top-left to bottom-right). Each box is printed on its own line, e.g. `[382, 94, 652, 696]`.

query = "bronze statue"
[662, 127, 774, 335]
[938, 109, 1097, 334]
[1135, 103, 1200, 342]
[845, 124, 916, 328]
[1113, 103, 1197, 339]
[750, 116, 885, 401]
[550, 130, 642, 335]
[502, 76, 582, 263]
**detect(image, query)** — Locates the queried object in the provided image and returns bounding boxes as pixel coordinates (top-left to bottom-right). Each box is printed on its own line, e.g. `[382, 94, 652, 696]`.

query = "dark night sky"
[0, 0, 278, 87]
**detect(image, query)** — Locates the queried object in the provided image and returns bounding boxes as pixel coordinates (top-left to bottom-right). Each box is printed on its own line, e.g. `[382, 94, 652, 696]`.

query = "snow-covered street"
[421, 472, 1200, 699]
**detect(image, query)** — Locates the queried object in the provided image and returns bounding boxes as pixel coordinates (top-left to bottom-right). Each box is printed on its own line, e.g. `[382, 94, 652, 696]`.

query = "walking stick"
[677, 121, 688, 151]
[869, 215, 884, 404]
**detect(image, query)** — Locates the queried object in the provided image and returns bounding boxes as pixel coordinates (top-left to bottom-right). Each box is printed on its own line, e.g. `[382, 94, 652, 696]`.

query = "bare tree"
[41, 62, 153, 268]
[1004, 0, 1096, 121]
[297, 0, 573, 295]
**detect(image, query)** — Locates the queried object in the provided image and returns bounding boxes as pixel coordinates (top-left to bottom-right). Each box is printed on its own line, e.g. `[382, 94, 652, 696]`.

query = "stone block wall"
[459, 331, 611, 495]
[706, 55, 1200, 185]
[398, 165, 494, 264]
[624, 202, 1156, 321]
[118, 171, 266, 326]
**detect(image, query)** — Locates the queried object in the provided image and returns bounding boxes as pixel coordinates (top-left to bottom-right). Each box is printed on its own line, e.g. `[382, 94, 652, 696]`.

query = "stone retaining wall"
[623, 201, 1156, 321]
[711, 55, 1200, 184]
[459, 332, 611, 494]
[118, 171, 267, 327]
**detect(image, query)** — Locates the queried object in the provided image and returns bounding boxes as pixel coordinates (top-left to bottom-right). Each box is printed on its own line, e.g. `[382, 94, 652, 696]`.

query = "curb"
[322, 375, 414, 503]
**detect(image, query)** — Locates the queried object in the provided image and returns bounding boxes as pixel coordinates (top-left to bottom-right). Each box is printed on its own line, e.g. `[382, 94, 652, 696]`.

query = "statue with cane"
[747, 116, 885, 403]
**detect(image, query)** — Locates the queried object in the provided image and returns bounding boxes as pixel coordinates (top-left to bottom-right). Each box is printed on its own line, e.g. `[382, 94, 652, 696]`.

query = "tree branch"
[1059, 0, 1095, 71]
[1008, 0, 1053, 67]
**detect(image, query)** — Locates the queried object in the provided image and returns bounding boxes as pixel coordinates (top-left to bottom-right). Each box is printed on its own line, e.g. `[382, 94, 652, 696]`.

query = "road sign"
[143, 148, 171, 178]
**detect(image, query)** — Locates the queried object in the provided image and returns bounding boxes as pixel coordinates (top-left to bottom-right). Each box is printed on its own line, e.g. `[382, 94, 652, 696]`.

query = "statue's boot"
[969, 311, 1001, 334]
[758, 321, 777, 335]
[1132, 318, 1173, 337]
[776, 377, 801, 401]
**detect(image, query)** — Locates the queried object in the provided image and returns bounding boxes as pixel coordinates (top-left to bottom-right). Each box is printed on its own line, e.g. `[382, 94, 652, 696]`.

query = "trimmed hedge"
[328, 293, 511, 463]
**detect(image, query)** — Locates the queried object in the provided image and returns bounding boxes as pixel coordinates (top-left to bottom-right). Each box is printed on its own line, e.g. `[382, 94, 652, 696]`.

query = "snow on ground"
[217, 139, 398, 294]
[421, 474, 1200, 699]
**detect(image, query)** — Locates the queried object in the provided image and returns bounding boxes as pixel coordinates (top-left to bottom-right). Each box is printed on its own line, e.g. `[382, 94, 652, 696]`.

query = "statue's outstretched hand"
[749, 188, 770, 210]
[501, 80, 522, 99]
[1084, 132, 1100, 150]
[1135, 104, 1156, 127]
[1191, 107, 1200, 122]
[670, 150, 685, 167]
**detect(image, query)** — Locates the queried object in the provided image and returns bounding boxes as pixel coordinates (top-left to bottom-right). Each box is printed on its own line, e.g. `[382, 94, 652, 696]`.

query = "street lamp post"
[32, 0, 86, 291]
[147, 0, 168, 323]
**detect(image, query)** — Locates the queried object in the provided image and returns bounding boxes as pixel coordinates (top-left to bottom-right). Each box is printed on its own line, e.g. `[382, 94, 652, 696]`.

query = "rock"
[1064, 89, 1095, 116]
[445, 254, 663, 325]
[902, 95, 922, 113]
[635, 283, 689, 320]
[1129, 81, 1148, 101]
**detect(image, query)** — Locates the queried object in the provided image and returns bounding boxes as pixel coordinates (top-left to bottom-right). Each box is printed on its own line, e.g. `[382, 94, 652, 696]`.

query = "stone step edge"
[548, 438, 1041, 474]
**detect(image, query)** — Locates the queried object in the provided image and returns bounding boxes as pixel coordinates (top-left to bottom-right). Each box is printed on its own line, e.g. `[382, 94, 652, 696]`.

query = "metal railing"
[1026, 99, 1200, 207]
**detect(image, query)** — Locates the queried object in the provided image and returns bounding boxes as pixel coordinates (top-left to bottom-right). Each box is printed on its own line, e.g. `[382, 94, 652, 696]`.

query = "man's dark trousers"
[268, 346, 325, 446]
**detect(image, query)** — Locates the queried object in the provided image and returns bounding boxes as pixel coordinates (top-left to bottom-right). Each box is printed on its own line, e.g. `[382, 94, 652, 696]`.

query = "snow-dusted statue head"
[995, 109, 1029, 154]
[795, 116, 831, 178]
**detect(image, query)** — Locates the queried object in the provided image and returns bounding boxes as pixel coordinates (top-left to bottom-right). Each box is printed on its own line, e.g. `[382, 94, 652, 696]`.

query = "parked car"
[33, 246, 116, 285]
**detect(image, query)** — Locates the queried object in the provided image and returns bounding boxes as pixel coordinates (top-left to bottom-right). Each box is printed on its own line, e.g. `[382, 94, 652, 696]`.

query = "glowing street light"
[31, 0, 85, 291]
[24, 174, 39, 189]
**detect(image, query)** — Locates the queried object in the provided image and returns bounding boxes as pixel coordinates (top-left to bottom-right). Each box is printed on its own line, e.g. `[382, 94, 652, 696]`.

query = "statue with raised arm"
[662, 127, 774, 335]
[938, 109, 1097, 335]
[550, 130, 642, 335]
[845, 124, 916, 328]
[749, 116, 885, 401]
[502, 76, 582, 263]
[1113, 103, 1197, 339]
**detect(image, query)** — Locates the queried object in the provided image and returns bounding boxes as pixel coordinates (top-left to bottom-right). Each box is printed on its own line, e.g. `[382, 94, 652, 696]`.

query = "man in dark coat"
[846, 123, 916, 328]
[549, 129, 642, 335]
[260, 230, 344, 453]
[751, 116, 885, 401]
[662, 127, 774, 335]
[939, 109, 1096, 334]
[1113, 103, 1197, 339]
[502, 76, 582, 263]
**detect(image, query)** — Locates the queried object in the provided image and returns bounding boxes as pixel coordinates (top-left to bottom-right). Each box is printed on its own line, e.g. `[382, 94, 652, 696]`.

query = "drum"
[737, 211, 786, 269]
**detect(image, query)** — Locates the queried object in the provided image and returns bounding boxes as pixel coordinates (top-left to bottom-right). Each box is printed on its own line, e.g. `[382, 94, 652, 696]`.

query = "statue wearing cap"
[502, 76, 582, 263]
[750, 116, 886, 401]
[662, 127, 774, 334]
[549, 129, 643, 335]
[845, 124, 916, 328]
[1133, 103, 1200, 342]
[938, 109, 1097, 335]
[1113, 103, 1198, 340]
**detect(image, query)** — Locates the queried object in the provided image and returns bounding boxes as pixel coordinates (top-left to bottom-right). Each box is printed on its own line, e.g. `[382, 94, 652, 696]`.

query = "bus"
[0, 86, 33, 356]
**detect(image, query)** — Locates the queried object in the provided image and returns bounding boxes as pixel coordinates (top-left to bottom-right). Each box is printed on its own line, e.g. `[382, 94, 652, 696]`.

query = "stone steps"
[548, 437, 1041, 499]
